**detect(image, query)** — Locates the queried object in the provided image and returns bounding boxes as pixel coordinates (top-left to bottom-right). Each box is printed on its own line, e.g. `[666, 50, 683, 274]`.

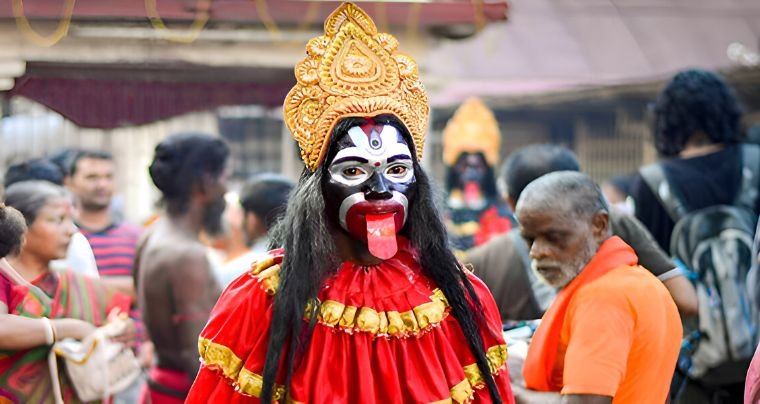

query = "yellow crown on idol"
[442, 97, 502, 166]
[284, 2, 430, 172]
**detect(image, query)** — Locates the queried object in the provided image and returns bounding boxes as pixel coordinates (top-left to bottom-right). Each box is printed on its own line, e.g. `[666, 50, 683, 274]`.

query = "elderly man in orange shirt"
[514, 171, 682, 404]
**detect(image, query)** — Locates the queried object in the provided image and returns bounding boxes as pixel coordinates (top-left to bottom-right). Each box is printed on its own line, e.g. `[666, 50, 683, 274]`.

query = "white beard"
[530, 239, 598, 289]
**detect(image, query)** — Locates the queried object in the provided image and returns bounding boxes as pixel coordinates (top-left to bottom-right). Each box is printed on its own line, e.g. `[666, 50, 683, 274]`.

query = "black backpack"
[639, 145, 760, 385]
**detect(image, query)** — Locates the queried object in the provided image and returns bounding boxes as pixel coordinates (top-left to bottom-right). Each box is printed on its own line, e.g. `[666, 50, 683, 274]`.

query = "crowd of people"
[0, 2, 759, 404]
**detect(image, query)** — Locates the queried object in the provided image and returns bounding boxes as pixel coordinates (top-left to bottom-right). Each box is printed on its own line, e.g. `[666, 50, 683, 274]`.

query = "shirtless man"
[134, 133, 230, 403]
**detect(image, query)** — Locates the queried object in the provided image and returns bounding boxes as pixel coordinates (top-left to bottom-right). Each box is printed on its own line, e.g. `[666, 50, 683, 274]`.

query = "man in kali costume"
[443, 98, 514, 252]
[187, 3, 514, 403]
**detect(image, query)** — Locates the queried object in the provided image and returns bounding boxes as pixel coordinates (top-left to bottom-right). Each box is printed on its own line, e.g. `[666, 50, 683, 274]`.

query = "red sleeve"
[187, 253, 282, 403]
[0, 273, 11, 308]
[466, 272, 516, 404]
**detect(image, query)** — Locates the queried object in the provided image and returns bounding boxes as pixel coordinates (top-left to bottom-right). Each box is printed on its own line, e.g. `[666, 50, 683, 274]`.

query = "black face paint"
[322, 122, 418, 259]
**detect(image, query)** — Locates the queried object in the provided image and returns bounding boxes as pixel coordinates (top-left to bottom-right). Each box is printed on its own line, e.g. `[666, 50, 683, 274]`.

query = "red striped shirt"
[80, 222, 141, 278]
[80, 222, 145, 343]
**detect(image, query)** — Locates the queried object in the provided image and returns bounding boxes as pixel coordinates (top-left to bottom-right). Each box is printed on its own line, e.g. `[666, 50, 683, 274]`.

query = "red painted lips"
[345, 200, 406, 260]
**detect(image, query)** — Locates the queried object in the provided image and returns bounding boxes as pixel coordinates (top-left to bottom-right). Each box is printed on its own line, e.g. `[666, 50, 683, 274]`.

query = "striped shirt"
[80, 222, 141, 278]
[80, 221, 145, 343]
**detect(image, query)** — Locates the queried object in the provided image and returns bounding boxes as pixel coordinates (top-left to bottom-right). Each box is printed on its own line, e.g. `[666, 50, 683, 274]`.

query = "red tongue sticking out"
[365, 213, 398, 260]
[464, 181, 481, 204]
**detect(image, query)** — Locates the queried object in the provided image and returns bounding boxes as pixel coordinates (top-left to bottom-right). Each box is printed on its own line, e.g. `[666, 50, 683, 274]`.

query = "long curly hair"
[261, 115, 503, 403]
[652, 69, 743, 157]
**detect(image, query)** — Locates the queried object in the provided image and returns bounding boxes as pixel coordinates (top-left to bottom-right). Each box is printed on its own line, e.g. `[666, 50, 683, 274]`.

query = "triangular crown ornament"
[442, 97, 502, 166]
[284, 2, 429, 172]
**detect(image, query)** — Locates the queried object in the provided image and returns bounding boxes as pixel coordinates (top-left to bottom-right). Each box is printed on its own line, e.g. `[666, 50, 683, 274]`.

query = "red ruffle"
[188, 242, 514, 403]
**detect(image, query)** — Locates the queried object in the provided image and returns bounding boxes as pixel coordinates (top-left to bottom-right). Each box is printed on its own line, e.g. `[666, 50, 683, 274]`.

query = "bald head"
[516, 172, 610, 289]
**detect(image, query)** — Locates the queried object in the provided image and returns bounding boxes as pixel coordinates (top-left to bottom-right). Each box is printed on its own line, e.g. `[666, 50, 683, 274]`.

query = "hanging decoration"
[12, 0, 76, 47]
[296, 1, 321, 34]
[253, 0, 280, 39]
[472, 0, 486, 32]
[405, 2, 422, 44]
[144, 0, 212, 44]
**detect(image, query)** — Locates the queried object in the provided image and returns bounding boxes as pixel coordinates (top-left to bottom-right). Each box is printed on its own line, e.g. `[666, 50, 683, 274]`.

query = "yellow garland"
[12, 0, 76, 47]
[144, 0, 211, 44]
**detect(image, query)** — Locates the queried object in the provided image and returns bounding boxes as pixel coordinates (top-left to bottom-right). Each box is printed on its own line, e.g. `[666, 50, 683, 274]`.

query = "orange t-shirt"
[553, 265, 682, 403]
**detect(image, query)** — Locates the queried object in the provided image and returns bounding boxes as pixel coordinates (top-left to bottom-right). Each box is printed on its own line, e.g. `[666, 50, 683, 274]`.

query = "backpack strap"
[736, 144, 760, 210]
[639, 163, 688, 223]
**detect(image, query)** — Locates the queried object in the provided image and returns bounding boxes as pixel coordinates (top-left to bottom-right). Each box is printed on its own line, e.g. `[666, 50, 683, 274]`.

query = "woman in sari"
[0, 181, 134, 403]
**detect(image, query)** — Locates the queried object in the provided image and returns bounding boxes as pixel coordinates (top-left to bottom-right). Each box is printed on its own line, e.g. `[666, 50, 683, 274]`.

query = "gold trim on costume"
[450, 344, 508, 403]
[449, 378, 474, 404]
[442, 97, 502, 166]
[249, 254, 276, 275]
[200, 336, 506, 403]
[284, 2, 429, 171]
[198, 338, 244, 381]
[238, 367, 285, 401]
[198, 337, 285, 399]
[248, 254, 281, 295]
[256, 264, 281, 296]
[317, 288, 450, 337]
[248, 256, 451, 338]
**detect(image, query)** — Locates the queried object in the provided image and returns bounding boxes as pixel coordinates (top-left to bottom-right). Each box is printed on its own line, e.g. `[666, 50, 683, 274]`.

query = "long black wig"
[262, 114, 503, 403]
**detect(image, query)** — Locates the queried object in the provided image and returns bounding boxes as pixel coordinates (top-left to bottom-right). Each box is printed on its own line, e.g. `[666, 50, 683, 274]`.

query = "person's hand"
[507, 353, 525, 387]
[52, 318, 97, 341]
[107, 309, 136, 346]
[138, 341, 155, 368]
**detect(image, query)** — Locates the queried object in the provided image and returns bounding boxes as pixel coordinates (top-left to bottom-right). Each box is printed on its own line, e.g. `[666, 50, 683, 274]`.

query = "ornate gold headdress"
[284, 2, 429, 172]
[442, 97, 502, 166]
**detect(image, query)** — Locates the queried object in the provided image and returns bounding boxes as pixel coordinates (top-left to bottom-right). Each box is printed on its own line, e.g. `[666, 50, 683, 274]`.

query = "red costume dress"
[188, 240, 513, 403]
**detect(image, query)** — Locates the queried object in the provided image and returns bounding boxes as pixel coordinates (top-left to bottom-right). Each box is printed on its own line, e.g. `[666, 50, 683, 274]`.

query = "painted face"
[448, 152, 488, 210]
[517, 206, 598, 289]
[323, 122, 417, 260]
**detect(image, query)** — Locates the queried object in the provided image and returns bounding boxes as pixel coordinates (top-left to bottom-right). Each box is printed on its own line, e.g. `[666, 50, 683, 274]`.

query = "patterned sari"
[0, 270, 128, 404]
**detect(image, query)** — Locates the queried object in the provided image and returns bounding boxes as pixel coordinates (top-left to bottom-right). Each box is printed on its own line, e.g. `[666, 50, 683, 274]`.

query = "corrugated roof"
[425, 0, 760, 105]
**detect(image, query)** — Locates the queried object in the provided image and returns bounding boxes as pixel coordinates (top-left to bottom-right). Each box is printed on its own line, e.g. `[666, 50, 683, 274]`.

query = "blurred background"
[1, 0, 759, 223]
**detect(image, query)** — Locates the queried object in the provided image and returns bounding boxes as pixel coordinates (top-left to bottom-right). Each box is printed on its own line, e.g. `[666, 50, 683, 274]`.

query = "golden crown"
[284, 2, 429, 172]
[442, 97, 502, 166]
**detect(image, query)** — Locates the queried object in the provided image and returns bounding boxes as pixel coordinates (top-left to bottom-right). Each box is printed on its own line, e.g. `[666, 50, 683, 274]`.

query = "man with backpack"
[630, 68, 760, 403]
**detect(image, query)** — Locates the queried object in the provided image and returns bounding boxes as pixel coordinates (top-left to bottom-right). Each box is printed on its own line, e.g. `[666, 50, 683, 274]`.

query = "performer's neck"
[333, 229, 383, 266]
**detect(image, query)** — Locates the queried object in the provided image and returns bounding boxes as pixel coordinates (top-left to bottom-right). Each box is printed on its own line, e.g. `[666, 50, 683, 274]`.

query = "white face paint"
[328, 125, 414, 187]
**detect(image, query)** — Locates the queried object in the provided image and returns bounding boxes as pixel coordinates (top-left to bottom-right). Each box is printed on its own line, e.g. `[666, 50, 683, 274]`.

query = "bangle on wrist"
[41, 317, 55, 345]
[51, 319, 57, 343]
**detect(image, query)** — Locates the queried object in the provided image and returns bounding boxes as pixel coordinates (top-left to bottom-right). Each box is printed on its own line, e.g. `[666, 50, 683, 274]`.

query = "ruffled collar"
[314, 238, 450, 338]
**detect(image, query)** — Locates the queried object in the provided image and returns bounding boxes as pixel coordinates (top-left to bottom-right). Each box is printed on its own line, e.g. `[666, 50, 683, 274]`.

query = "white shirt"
[51, 232, 99, 278]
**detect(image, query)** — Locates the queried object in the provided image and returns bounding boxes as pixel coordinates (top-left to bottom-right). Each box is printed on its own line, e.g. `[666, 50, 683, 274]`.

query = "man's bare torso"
[134, 219, 221, 378]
